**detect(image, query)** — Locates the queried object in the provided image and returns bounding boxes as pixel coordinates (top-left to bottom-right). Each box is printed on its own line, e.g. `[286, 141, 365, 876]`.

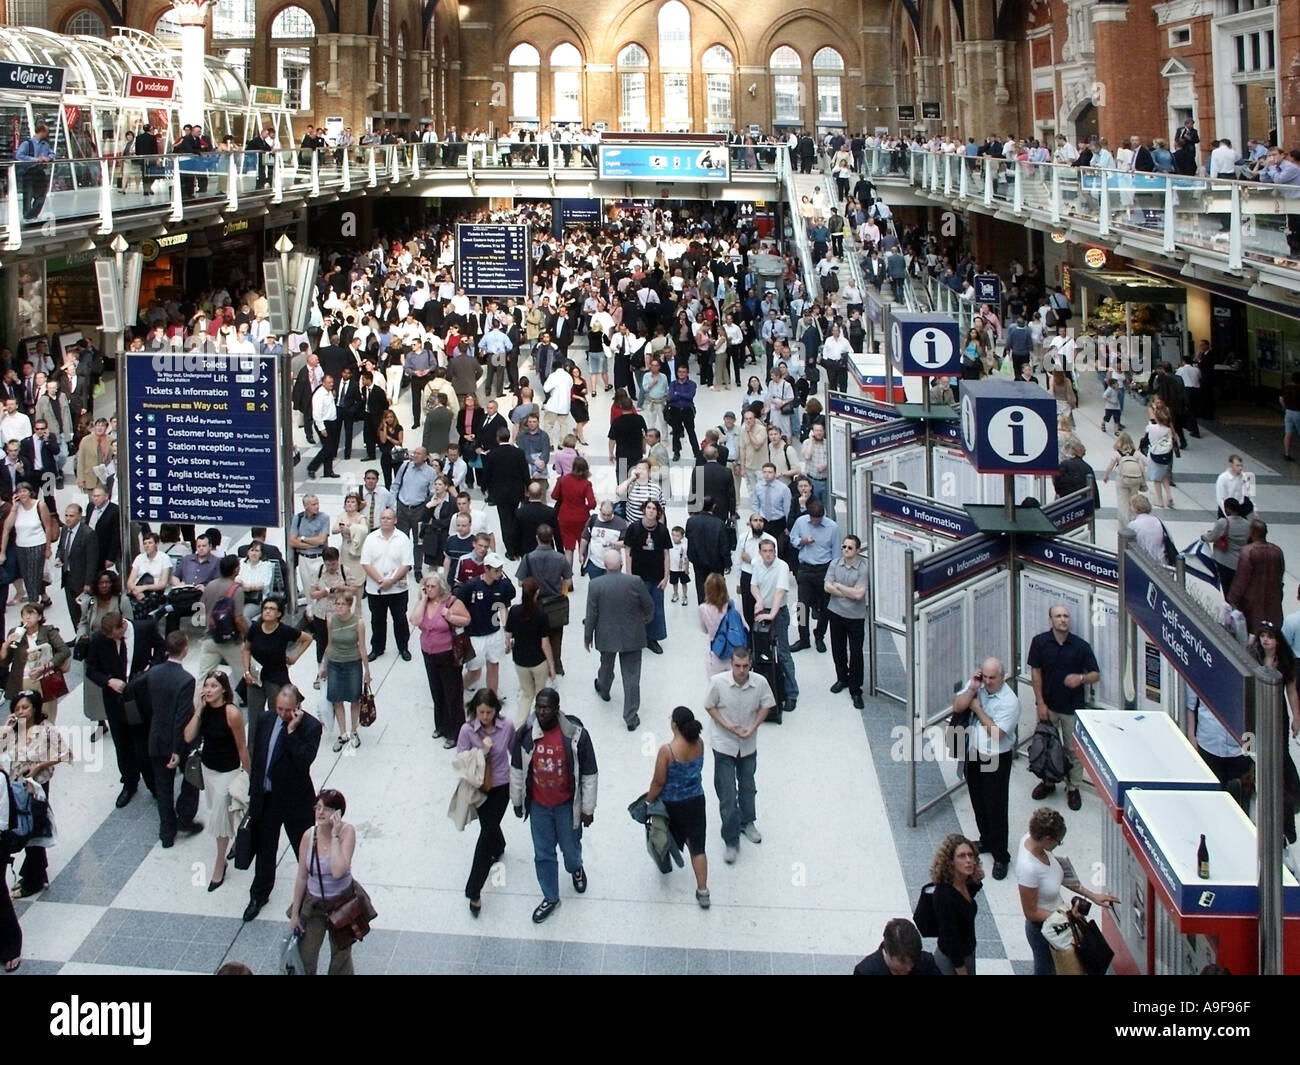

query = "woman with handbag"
[1142, 403, 1178, 509]
[182, 670, 250, 892]
[289, 789, 371, 976]
[76, 570, 129, 739]
[0, 483, 54, 609]
[1200, 497, 1251, 593]
[927, 834, 984, 974]
[456, 688, 514, 917]
[1, 603, 71, 711]
[1016, 807, 1117, 975]
[0, 690, 70, 904]
[645, 706, 710, 908]
[409, 573, 470, 745]
[318, 593, 371, 753]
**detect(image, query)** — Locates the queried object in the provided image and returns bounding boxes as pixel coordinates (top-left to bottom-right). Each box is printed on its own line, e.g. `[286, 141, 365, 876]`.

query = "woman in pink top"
[408, 572, 471, 745]
[698, 573, 746, 681]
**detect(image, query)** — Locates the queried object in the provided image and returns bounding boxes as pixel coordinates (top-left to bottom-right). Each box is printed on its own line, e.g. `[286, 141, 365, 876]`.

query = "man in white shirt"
[1214, 453, 1252, 518]
[820, 322, 853, 394]
[1209, 138, 1238, 179]
[360, 507, 413, 661]
[306, 374, 340, 478]
[542, 364, 573, 445]
[750, 536, 799, 713]
[949, 657, 1021, 880]
[0, 398, 32, 444]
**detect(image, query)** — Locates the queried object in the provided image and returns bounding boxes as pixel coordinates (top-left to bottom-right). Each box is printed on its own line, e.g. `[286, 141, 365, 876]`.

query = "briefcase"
[233, 813, 256, 870]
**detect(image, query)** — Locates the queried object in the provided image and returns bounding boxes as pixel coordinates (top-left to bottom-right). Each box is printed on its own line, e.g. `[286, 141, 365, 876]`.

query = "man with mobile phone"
[950, 658, 1020, 880]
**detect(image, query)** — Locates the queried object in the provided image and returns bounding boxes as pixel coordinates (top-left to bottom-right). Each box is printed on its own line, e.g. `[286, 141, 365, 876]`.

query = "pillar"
[171, 0, 212, 128]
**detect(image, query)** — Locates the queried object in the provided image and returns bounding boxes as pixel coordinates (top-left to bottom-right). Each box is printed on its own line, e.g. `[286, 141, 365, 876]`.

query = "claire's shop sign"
[0, 62, 64, 94]
[124, 74, 176, 100]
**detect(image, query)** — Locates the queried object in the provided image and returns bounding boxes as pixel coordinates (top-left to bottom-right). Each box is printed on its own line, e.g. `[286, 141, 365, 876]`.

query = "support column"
[956, 40, 1019, 137]
[172, 0, 212, 128]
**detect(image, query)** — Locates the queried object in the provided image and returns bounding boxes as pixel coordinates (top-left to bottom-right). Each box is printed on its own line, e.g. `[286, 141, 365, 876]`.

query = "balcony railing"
[861, 146, 1300, 280]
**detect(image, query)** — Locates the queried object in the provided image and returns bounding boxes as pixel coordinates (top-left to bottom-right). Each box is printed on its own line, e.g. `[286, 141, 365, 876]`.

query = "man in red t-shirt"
[510, 688, 598, 923]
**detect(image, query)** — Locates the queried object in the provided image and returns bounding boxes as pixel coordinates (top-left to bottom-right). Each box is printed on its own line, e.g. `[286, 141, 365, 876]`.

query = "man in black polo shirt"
[1026, 603, 1100, 811]
[455, 553, 517, 697]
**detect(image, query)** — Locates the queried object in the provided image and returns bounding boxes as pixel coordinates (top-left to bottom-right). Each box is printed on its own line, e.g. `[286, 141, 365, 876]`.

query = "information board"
[932, 447, 984, 507]
[1093, 594, 1122, 710]
[893, 446, 927, 496]
[970, 572, 1012, 685]
[922, 596, 968, 721]
[560, 198, 602, 225]
[873, 525, 932, 631]
[455, 223, 530, 299]
[1019, 574, 1087, 675]
[125, 353, 280, 527]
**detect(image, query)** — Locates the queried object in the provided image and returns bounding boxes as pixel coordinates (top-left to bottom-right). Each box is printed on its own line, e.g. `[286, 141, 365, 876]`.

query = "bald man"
[950, 657, 1021, 880]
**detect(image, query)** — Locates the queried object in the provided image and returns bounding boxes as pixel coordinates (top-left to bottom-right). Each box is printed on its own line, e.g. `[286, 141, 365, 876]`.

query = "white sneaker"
[333, 734, 347, 752]
[742, 823, 763, 844]
[724, 845, 738, 864]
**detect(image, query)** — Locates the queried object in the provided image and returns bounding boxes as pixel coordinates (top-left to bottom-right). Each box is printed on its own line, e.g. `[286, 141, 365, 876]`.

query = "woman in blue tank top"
[647, 706, 709, 908]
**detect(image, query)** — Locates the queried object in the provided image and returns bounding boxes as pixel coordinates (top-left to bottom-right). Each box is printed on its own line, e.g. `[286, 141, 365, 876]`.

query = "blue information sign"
[125, 353, 280, 527]
[973, 273, 1002, 306]
[1123, 553, 1247, 738]
[1041, 491, 1094, 533]
[851, 421, 922, 456]
[871, 486, 978, 539]
[1019, 536, 1118, 587]
[913, 536, 1009, 597]
[827, 392, 898, 425]
[455, 223, 530, 299]
[560, 198, 602, 225]
[597, 143, 729, 182]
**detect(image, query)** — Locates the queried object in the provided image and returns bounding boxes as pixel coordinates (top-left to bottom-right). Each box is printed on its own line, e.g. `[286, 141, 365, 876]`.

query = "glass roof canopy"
[0, 25, 249, 107]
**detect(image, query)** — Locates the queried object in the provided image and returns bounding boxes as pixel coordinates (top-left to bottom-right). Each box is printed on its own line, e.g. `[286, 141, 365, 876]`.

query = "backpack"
[709, 601, 749, 661]
[1028, 720, 1069, 784]
[1118, 454, 1145, 490]
[0, 768, 49, 856]
[208, 586, 238, 643]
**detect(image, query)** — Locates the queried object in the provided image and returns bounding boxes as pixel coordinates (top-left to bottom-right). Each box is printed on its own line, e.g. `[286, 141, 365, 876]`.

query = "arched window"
[397, 30, 407, 114]
[702, 45, 733, 130]
[509, 43, 540, 123]
[813, 47, 844, 122]
[658, 1, 691, 128]
[65, 9, 108, 36]
[272, 6, 317, 111]
[617, 43, 649, 131]
[551, 43, 582, 124]
[770, 46, 802, 125]
[154, 9, 183, 42]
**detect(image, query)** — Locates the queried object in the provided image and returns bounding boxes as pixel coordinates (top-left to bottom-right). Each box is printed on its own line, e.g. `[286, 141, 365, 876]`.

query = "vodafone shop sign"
[124, 74, 176, 100]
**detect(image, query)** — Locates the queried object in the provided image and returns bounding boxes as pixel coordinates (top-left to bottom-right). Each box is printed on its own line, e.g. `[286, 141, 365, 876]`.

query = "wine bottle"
[1197, 834, 1210, 880]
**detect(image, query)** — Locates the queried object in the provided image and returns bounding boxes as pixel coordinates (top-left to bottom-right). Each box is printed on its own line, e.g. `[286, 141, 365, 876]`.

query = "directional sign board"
[887, 312, 963, 377]
[455, 223, 530, 300]
[972, 274, 1002, 306]
[125, 353, 280, 527]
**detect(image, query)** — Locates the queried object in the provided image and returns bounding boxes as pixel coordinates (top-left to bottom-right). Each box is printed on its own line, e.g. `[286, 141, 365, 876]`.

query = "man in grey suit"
[584, 548, 655, 731]
[145, 630, 203, 847]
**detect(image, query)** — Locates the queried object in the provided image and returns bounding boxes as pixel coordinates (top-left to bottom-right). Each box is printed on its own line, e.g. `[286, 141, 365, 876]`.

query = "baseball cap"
[483, 552, 506, 569]
[723, 411, 736, 420]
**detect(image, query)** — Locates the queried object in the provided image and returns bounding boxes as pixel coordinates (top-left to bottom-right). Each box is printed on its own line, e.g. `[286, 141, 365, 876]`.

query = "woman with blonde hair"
[410, 571, 470, 743]
[1101, 431, 1146, 530]
[318, 592, 371, 752]
[927, 834, 984, 974]
[1142, 402, 1178, 509]
[697, 572, 743, 681]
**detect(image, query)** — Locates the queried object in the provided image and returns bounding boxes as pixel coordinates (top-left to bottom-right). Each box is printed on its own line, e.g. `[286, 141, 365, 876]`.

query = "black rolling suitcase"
[751, 621, 785, 725]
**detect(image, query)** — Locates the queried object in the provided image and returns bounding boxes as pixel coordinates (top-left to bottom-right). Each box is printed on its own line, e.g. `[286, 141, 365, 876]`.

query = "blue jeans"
[1026, 919, 1055, 976]
[808, 477, 828, 505]
[713, 750, 757, 847]
[644, 579, 667, 641]
[772, 605, 799, 700]
[529, 801, 583, 903]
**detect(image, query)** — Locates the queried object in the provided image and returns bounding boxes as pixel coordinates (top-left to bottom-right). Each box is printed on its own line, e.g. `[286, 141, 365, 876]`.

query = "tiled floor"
[10, 343, 1297, 976]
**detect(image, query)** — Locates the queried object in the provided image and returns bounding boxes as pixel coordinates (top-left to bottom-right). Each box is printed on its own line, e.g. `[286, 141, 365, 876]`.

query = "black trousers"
[151, 755, 200, 845]
[307, 420, 339, 475]
[424, 648, 464, 739]
[310, 614, 329, 663]
[497, 501, 520, 557]
[465, 784, 510, 900]
[368, 590, 410, 654]
[667, 408, 700, 460]
[828, 612, 864, 694]
[824, 360, 848, 394]
[795, 561, 830, 640]
[250, 791, 312, 904]
[966, 749, 1013, 864]
[362, 418, 380, 458]
[338, 416, 357, 459]
[410, 377, 427, 425]
[64, 584, 83, 631]
[395, 503, 426, 574]
[739, 571, 755, 629]
[0, 875, 19, 962]
[104, 694, 154, 791]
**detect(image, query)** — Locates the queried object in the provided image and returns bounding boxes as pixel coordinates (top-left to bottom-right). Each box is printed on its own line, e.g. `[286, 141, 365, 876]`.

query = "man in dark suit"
[316, 337, 354, 385]
[245, 683, 322, 922]
[292, 353, 322, 443]
[134, 123, 159, 194]
[481, 427, 530, 559]
[86, 610, 163, 808]
[21, 420, 58, 516]
[55, 502, 97, 629]
[334, 366, 362, 461]
[56, 352, 90, 428]
[144, 631, 203, 846]
[85, 486, 121, 573]
[685, 499, 731, 606]
[359, 369, 388, 461]
[584, 547, 655, 730]
[515, 479, 558, 557]
[693, 445, 736, 521]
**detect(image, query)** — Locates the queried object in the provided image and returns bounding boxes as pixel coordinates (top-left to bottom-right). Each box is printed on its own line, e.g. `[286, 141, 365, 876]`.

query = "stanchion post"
[1254, 670, 1284, 975]
[905, 548, 918, 828]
